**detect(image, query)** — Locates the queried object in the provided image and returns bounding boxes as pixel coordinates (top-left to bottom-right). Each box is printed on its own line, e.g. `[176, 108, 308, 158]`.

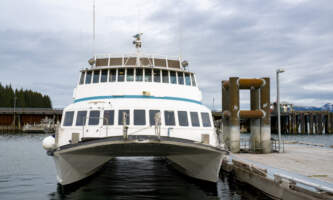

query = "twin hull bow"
[53, 136, 226, 185]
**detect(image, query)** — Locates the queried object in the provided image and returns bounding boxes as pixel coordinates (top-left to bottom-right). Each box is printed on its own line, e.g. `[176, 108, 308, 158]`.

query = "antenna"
[93, 0, 96, 66]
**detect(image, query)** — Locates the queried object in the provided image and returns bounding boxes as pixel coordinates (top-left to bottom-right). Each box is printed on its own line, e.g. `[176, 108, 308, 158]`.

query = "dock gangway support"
[222, 77, 271, 153]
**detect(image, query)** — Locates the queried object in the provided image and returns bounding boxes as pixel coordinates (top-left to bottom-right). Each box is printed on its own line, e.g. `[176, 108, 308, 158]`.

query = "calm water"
[0, 134, 274, 200]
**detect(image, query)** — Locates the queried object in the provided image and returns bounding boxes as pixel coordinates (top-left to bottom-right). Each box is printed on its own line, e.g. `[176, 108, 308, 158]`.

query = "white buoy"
[42, 136, 56, 151]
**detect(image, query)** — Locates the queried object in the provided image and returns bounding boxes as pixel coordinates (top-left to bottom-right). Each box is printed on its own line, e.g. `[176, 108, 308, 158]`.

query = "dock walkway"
[222, 144, 333, 199]
[234, 144, 333, 183]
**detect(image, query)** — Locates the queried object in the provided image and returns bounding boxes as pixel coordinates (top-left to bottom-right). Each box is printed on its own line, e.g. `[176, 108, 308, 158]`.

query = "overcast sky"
[0, 0, 332, 109]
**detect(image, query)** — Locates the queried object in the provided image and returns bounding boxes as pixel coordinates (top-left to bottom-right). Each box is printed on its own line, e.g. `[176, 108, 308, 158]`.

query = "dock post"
[260, 77, 271, 153]
[318, 113, 323, 134]
[327, 112, 333, 134]
[301, 113, 305, 134]
[221, 81, 230, 147]
[309, 112, 313, 134]
[228, 77, 240, 153]
[315, 114, 319, 134]
[250, 87, 260, 152]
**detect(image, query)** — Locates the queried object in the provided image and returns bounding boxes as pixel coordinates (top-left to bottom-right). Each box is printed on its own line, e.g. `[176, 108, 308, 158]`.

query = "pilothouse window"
[178, 111, 189, 126]
[190, 112, 200, 127]
[118, 69, 125, 82]
[118, 110, 130, 125]
[93, 70, 100, 83]
[127, 68, 134, 82]
[170, 71, 177, 84]
[79, 72, 85, 85]
[110, 69, 117, 82]
[85, 71, 92, 84]
[162, 70, 169, 83]
[134, 110, 146, 125]
[101, 70, 108, 82]
[63, 111, 74, 126]
[185, 73, 191, 86]
[89, 110, 100, 125]
[201, 112, 211, 127]
[144, 69, 152, 82]
[103, 110, 114, 125]
[149, 110, 160, 126]
[178, 72, 184, 85]
[164, 111, 175, 126]
[153, 69, 161, 82]
[136, 69, 143, 81]
[76, 111, 87, 126]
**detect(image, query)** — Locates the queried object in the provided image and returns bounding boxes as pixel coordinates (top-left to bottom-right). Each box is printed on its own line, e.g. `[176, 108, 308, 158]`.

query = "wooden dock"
[222, 144, 333, 200]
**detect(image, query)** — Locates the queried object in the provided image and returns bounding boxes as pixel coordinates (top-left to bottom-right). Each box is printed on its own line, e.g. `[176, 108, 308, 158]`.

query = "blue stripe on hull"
[73, 95, 202, 105]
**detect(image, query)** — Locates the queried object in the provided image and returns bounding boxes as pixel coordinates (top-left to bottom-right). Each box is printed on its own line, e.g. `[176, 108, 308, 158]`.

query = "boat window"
[110, 69, 117, 82]
[103, 110, 114, 125]
[178, 111, 188, 126]
[118, 110, 130, 125]
[136, 68, 143, 81]
[170, 71, 177, 84]
[201, 112, 211, 127]
[191, 74, 196, 86]
[75, 111, 87, 126]
[178, 72, 184, 85]
[79, 72, 85, 85]
[85, 71, 92, 84]
[101, 70, 108, 82]
[118, 69, 125, 82]
[127, 68, 134, 82]
[164, 111, 175, 126]
[63, 111, 74, 126]
[134, 110, 146, 125]
[185, 73, 191, 86]
[153, 69, 161, 82]
[89, 110, 100, 125]
[190, 112, 200, 127]
[162, 70, 169, 83]
[149, 110, 160, 126]
[93, 70, 100, 83]
[144, 69, 152, 82]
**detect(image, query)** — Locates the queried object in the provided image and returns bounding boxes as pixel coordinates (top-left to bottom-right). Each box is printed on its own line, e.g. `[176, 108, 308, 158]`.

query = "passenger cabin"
[78, 55, 197, 87]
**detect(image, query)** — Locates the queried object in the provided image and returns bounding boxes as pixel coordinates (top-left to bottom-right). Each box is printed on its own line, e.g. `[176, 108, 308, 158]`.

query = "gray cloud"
[0, 0, 332, 109]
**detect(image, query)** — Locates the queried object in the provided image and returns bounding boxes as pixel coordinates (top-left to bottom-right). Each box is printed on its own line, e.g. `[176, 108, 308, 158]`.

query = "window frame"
[100, 69, 108, 83]
[88, 110, 100, 126]
[149, 110, 161, 126]
[75, 110, 87, 126]
[134, 109, 146, 125]
[118, 110, 130, 125]
[190, 112, 200, 127]
[103, 110, 115, 125]
[178, 111, 189, 127]
[164, 110, 176, 126]
[201, 112, 212, 127]
[92, 70, 100, 83]
[63, 111, 75, 127]
[109, 69, 117, 82]
[85, 71, 92, 84]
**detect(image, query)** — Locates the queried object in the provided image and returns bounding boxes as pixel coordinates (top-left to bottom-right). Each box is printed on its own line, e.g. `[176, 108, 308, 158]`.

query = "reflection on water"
[0, 134, 276, 200]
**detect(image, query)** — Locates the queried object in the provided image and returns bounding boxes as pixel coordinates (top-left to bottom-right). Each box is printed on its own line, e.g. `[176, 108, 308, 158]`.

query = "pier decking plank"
[232, 144, 333, 183]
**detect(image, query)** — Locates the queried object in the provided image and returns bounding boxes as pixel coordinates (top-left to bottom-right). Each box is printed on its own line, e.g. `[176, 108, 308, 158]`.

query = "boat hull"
[53, 135, 227, 185]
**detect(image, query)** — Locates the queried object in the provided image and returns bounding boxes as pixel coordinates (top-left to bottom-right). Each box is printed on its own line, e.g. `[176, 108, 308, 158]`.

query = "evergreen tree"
[0, 83, 52, 108]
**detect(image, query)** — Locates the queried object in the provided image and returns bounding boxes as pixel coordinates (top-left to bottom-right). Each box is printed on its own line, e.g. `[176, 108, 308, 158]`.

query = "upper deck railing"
[88, 54, 188, 71]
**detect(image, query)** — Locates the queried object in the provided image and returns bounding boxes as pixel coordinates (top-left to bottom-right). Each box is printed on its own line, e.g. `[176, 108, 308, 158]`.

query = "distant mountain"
[293, 103, 333, 112]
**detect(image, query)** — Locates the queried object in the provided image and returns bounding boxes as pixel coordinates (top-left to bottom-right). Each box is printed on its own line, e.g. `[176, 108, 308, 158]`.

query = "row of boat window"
[79, 68, 196, 86]
[63, 109, 211, 127]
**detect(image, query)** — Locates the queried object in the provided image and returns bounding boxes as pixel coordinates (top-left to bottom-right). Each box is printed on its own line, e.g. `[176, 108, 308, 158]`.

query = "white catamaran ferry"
[43, 34, 227, 185]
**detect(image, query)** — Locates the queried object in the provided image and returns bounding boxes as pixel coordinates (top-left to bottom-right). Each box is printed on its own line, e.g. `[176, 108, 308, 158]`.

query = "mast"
[133, 33, 143, 67]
